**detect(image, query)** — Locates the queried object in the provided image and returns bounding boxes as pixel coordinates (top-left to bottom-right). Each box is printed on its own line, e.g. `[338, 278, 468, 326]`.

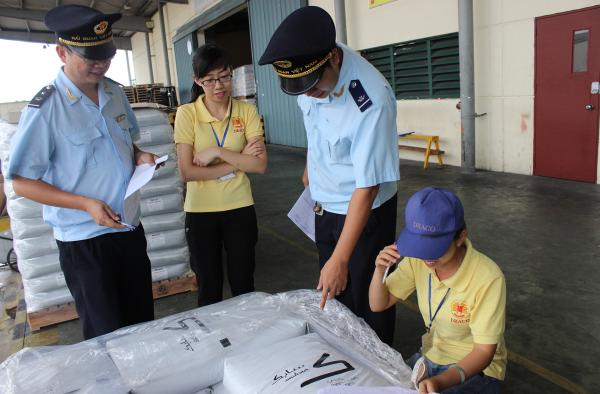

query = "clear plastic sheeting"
[223, 333, 389, 393]
[0, 343, 129, 394]
[0, 291, 414, 393]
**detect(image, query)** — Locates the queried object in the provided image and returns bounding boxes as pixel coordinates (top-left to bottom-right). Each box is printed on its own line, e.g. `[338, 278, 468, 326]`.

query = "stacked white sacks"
[0, 120, 73, 312]
[132, 108, 191, 282]
[232, 64, 256, 105]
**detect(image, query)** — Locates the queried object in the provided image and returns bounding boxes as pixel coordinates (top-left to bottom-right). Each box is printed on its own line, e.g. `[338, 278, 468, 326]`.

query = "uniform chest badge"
[232, 117, 245, 132]
[348, 80, 372, 112]
[116, 114, 126, 123]
[451, 301, 469, 319]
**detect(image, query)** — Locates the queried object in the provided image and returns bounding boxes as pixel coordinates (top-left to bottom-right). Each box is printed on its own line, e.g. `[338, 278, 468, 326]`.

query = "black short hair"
[189, 43, 232, 102]
[454, 224, 467, 240]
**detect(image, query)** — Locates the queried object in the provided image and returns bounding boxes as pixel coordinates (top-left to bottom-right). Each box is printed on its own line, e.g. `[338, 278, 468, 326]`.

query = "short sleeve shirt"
[297, 43, 400, 214]
[174, 96, 264, 212]
[6, 69, 140, 241]
[385, 239, 507, 380]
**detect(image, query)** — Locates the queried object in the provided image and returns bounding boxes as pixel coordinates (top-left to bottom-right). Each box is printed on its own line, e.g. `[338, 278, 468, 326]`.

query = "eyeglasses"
[65, 46, 114, 66]
[199, 74, 233, 87]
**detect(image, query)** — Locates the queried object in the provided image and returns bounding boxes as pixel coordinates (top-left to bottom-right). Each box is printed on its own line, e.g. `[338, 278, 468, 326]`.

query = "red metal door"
[534, 6, 600, 182]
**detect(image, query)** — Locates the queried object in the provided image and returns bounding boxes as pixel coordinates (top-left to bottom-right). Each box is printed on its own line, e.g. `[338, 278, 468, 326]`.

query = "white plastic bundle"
[0, 121, 74, 313]
[141, 211, 185, 233]
[0, 290, 414, 393]
[232, 64, 256, 98]
[133, 107, 191, 283]
[223, 333, 390, 393]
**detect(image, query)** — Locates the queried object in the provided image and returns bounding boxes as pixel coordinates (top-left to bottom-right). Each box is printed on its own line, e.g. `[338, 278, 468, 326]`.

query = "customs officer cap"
[258, 6, 336, 95]
[45, 5, 121, 61]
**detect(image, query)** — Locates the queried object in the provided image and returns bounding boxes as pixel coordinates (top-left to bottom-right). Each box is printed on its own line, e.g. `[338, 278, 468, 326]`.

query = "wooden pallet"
[27, 273, 197, 332]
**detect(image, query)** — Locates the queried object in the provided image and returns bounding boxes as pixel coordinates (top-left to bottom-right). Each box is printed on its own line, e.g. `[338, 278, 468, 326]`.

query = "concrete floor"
[1, 144, 599, 393]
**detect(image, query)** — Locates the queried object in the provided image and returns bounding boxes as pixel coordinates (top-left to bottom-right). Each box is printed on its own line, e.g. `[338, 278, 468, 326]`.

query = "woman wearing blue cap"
[369, 187, 506, 393]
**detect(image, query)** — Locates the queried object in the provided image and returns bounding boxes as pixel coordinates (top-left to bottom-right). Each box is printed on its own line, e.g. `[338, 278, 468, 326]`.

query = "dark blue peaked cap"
[45, 5, 121, 60]
[258, 6, 336, 95]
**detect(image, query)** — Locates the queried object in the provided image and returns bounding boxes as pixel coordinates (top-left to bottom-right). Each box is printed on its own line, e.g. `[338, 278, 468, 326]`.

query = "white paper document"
[287, 187, 315, 242]
[125, 155, 169, 199]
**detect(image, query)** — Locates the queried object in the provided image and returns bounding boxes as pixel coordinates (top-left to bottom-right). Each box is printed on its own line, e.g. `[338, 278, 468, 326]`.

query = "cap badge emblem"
[94, 21, 109, 35]
[274, 60, 292, 69]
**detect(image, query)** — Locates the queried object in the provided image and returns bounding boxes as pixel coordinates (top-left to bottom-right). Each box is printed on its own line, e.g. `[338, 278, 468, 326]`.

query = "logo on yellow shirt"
[450, 300, 470, 324]
[232, 117, 245, 132]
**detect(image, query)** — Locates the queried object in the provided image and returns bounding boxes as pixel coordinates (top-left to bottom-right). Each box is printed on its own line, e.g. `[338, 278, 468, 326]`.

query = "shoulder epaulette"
[28, 85, 56, 108]
[348, 80, 372, 112]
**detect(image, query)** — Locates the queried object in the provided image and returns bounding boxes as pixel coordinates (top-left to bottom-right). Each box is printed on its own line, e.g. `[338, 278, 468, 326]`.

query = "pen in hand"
[382, 256, 404, 284]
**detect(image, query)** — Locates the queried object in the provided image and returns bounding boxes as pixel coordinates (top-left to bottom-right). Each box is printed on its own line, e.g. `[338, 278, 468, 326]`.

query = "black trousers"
[315, 194, 397, 346]
[56, 225, 154, 340]
[185, 205, 257, 307]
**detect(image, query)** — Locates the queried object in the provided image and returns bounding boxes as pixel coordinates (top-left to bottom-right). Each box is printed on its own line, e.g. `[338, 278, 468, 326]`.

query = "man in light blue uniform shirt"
[6, 5, 156, 339]
[260, 6, 400, 345]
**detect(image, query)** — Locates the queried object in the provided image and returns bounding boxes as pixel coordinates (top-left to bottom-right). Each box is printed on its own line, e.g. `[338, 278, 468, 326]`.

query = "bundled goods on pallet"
[232, 64, 256, 99]
[0, 120, 73, 312]
[124, 84, 178, 107]
[0, 290, 415, 393]
[132, 108, 191, 283]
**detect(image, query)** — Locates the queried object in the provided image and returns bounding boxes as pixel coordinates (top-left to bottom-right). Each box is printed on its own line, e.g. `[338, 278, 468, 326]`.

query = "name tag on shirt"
[217, 172, 235, 182]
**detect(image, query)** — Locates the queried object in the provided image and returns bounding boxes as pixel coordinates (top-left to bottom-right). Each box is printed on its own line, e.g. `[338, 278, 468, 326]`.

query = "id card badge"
[217, 172, 235, 182]
[421, 329, 434, 354]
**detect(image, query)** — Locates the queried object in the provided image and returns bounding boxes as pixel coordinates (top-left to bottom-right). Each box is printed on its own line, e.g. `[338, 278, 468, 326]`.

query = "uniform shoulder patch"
[348, 80, 372, 112]
[28, 85, 56, 108]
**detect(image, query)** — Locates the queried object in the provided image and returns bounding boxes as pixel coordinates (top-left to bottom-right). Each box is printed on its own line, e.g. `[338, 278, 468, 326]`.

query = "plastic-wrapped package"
[22, 271, 66, 293]
[9, 216, 52, 239]
[141, 211, 185, 233]
[107, 313, 307, 393]
[133, 108, 171, 128]
[23, 286, 73, 313]
[13, 234, 58, 260]
[17, 253, 61, 280]
[0, 291, 414, 393]
[277, 291, 413, 387]
[232, 64, 256, 98]
[151, 262, 188, 282]
[6, 195, 43, 220]
[223, 333, 390, 393]
[140, 193, 183, 216]
[142, 142, 176, 158]
[0, 343, 128, 394]
[136, 124, 175, 146]
[140, 176, 184, 199]
[148, 246, 189, 268]
[146, 228, 186, 252]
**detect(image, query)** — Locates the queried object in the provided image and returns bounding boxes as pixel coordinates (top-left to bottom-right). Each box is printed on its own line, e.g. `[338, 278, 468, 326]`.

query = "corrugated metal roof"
[0, 0, 188, 49]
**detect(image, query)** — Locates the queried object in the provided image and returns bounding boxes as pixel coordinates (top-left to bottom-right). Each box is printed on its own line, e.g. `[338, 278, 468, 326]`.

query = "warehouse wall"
[313, 0, 600, 178]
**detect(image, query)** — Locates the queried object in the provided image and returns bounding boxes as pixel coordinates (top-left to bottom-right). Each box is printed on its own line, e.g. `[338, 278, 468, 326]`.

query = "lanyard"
[427, 273, 450, 332]
[209, 99, 233, 147]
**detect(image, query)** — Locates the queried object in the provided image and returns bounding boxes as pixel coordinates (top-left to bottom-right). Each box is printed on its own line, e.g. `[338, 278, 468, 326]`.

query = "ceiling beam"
[0, 30, 132, 50]
[0, 7, 152, 32]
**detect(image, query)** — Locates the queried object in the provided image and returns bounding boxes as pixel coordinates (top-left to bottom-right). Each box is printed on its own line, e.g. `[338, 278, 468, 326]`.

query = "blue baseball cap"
[396, 187, 465, 260]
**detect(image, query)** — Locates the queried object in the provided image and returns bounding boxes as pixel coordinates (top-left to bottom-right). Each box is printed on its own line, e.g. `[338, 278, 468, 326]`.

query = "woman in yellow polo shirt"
[174, 43, 267, 307]
[369, 187, 506, 393]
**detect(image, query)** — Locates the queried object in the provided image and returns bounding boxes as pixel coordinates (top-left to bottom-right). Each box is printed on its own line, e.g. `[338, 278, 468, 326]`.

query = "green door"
[173, 33, 198, 105]
[249, 0, 307, 147]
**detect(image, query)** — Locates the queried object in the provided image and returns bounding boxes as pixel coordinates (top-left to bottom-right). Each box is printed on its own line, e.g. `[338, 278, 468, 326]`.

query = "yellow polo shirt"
[386, 239, 507, 380]
[174, 96, 264, 212]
